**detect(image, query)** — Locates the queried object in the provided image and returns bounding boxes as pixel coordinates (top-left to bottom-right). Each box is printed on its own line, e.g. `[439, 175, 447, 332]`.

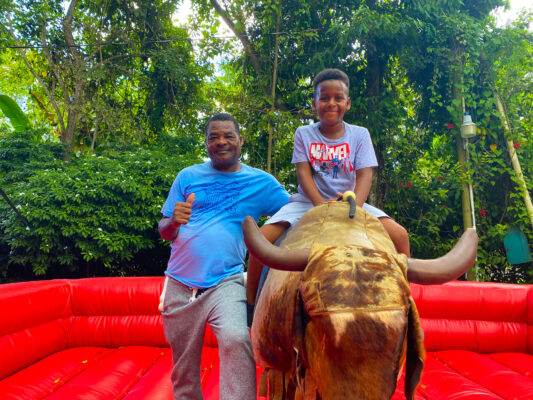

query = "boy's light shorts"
[265, 201, 389, 226]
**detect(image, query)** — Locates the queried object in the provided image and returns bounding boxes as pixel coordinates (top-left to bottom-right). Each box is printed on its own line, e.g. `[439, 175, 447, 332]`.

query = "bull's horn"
[242, 216, 309, 271]
[407, 228, 478, 285]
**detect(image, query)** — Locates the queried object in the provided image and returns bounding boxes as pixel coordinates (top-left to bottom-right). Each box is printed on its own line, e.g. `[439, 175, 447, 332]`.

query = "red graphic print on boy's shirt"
[308, 142, 354, 174]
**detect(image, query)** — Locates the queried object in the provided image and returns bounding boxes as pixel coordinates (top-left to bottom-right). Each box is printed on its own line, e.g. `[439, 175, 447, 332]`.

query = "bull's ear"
[405, 297, 425, 399]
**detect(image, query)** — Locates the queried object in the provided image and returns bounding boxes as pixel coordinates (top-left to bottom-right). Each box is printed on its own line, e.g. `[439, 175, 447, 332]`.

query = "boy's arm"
[296, 162, 326, 206]
[354, 167, 372, 207]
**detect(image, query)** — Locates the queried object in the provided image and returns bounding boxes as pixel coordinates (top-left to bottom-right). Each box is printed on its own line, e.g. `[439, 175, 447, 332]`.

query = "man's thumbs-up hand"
[172, 193, 195, 226]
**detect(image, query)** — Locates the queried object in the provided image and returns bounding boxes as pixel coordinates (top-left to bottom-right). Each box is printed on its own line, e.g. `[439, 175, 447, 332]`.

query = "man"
[159, 113, 289, 400]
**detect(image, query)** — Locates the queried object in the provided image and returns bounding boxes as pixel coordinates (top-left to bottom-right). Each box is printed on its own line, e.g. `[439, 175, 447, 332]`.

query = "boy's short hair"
[313, 68, 350, 96]
[205, 113, 240, 136]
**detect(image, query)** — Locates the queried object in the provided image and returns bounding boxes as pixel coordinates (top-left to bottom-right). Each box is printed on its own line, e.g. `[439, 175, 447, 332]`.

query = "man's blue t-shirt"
[161, 162, 289, 288]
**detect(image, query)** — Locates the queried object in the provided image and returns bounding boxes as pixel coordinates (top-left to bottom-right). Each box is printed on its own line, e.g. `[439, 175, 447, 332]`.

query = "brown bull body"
[251, 202, 425, 400]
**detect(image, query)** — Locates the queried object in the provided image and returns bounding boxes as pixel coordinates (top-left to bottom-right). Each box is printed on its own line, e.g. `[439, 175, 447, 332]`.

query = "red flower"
[399, 182, 404, 187]
[514, 142, 521, 148]
[407, 182, 412, 188]
[479, 209, 486, 217]
[446, 123, 455, 130]
[437, 176, 444, 181]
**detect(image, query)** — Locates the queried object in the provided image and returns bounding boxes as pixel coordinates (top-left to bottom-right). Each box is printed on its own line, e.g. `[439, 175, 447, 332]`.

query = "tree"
[195, 0, 531, 281]
[0, 0, 208, 151]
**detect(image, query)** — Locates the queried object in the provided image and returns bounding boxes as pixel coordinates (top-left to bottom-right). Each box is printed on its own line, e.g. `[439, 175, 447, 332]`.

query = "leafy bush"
[0, 130, 65, 183]
[384, 128, 532, 284]
[0, 131, 201, 280]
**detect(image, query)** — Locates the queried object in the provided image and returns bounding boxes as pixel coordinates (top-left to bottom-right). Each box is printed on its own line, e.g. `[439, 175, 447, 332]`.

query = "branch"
[63, 0, 85, 104]
[40, 25, 69, 105]
[208, 0, 267, 91]
[63, 0, 82, 66]
[3, 23, 67, 134]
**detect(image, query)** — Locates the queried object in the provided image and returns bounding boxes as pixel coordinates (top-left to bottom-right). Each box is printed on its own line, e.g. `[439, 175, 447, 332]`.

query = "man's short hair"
[313, 68, 350, 96]
[205, 113, 240, 136]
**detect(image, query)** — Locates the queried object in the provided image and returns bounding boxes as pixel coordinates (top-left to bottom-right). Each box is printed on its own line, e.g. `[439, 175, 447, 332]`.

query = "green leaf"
[0, 95, 31, 132]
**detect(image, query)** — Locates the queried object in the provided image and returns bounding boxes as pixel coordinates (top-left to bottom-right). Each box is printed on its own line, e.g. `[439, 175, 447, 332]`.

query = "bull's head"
[243, 200, 478, 400]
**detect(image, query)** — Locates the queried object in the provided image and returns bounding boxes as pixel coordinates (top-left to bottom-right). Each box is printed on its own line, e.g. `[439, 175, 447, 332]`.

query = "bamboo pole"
[452, 50, 476, 280]
[494, 92, 533, 230]
[452, 73, 474, 233]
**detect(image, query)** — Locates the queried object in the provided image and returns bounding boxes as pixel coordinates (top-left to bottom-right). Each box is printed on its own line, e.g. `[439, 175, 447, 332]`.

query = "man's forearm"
[159, 217, 180, 241]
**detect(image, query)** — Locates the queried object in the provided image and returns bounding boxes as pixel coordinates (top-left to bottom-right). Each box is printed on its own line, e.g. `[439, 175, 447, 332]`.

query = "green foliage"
[0, 130, 65, 184]
[0, 131, 201, 279]
[0, 0, 531, 283]
[1, 0, 211, 149]
[0, 95, 31, 131]
[194, 0, 532, 283]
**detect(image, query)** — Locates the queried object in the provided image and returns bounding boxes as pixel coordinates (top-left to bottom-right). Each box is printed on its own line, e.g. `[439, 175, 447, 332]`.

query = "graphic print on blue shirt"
[162, 162, 290, 288]
[195, 181, 249, 214]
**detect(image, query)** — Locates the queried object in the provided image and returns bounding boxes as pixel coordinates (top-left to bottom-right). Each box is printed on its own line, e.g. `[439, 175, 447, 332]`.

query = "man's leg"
[208, 274, 257, 400]
[379, 217, 411, 257]
[162, 277, 208, 400]
[246, 222, 289, 305]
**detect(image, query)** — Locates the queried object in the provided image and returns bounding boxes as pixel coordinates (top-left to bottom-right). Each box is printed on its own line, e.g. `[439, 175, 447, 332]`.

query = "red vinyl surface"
[0, 278, 531, 399]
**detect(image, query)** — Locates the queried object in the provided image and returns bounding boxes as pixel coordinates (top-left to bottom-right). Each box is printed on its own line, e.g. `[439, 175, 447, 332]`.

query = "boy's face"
[205, 120, 244, 172]
[312, 80, 351, 128]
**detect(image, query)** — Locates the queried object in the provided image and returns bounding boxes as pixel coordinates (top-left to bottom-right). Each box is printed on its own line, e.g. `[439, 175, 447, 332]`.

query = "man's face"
[205, 120, 244, 172]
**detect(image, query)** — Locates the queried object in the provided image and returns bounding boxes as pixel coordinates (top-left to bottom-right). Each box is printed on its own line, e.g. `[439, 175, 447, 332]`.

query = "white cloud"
[493, 0, 532, 28]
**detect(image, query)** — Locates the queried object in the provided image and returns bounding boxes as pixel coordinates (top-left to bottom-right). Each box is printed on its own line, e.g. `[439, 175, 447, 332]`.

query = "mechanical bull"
[242, 198, 478, 400]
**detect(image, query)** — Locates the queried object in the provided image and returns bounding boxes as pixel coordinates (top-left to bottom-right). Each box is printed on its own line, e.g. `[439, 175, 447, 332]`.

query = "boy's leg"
[161, 277, 208, 400]
[208, 274, 256, 400]
[379, 217, 411, 257]
[246, 222, 289, 305]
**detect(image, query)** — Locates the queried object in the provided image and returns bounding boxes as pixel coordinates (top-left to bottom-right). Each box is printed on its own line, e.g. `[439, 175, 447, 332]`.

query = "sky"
[492, 0, 532, 27]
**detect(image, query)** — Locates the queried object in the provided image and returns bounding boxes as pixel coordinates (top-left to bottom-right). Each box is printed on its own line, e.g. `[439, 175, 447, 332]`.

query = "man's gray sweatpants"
[162, 273, 256, 400]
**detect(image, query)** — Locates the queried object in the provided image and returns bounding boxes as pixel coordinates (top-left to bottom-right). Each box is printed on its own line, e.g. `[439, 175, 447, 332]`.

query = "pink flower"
[399, 182, 404, 187]
[446, 123, 454, 130]
[437, 176, 444, 181]
[407, 182, 412, 188]
[514, 142, 521, 148]
[479, 209, 486, 217]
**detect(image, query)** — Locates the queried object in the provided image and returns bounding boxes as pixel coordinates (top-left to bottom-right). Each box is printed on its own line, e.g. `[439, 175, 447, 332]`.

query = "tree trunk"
[365, 53, 386, 208]
[267, 4, 281, 175]
[61, 0, 85, 152]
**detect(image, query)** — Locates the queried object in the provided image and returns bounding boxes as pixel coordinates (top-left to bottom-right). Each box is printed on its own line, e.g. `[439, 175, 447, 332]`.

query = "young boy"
[246, 68, 410, 305]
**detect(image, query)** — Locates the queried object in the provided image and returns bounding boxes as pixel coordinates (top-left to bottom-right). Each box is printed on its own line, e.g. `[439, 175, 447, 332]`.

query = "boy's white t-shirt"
[291, 121, 378, 202]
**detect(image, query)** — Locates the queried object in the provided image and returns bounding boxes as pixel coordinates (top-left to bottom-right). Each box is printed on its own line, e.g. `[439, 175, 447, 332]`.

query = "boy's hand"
[172, 193, 195, 226]
[327, 192, 343, 202]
